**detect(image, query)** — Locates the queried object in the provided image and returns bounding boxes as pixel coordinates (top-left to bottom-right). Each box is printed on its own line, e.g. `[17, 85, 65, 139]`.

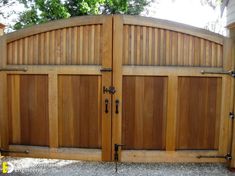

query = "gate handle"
[105, 99, 109, 113]
[115, 100, 119, 114]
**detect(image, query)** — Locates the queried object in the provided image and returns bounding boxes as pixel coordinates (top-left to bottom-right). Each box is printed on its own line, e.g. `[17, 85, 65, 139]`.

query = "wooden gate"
[112, 16, 234, 165]
[0, 15, 234, 166]
[0, 16, 113, 161]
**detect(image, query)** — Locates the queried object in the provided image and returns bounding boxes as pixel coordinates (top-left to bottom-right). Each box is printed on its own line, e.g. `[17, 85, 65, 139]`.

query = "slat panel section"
[7, 25, 102, 65]
[8, 75, 49, 146]
[122, 76, 167, 150]
[122, 25, 223, 67]
[176, 77, 222, 149]
[58, 75, 101, 148]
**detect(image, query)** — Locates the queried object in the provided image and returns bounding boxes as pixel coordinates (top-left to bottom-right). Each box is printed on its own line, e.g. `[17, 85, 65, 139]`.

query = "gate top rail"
[0, 15, 225, 44]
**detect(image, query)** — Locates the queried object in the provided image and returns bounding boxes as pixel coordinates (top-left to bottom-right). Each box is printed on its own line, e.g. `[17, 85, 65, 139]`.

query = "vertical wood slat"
[48, 74, 58, 148]
[218, 76, 232, 155]
[8, 75, 21, 144]
[0, 36, 8, 150]
[112, 15, 123, 160]
[101, 16, 113, 161]
[166, 76, 178, 151]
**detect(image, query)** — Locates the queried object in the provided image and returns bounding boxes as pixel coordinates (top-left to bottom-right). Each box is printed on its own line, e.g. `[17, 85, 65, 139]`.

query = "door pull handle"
[115, 100, 119, 114]
[105, 99, 109, 113]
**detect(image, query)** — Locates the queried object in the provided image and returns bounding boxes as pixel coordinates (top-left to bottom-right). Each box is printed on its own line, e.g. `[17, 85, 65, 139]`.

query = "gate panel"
[58, 75, 101, 148]
[8, 75, 49, 146]
[112, 15, 231, 163]
[122, 76, 167, 150]
[176, 77, 222, 149]
[0, 15, 113, 161]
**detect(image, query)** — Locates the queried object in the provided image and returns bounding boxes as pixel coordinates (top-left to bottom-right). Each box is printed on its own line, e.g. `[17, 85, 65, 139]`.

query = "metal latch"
[197, 153, 232, 160]
[230, 112, 234, 119]
[0, 148, 29, 154]
[201, 70, 235, 77]
[114, 144, 125, 173]
[100, 68, 112, 72]
[103, 86, 116, 94]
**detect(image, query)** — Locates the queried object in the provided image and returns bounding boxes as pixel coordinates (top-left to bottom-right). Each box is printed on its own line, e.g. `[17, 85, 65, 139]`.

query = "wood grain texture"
[58, 75, 101, 148]
[122, 76, 167, 150]
[8, 75, 49, 146]
[176, 77, 222, 150]
[122, 25, 223, 67]
[7, 25, 102, 65]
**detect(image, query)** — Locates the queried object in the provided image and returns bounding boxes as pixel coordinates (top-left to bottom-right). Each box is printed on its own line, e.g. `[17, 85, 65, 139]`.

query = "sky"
[0, 0, 227, 35]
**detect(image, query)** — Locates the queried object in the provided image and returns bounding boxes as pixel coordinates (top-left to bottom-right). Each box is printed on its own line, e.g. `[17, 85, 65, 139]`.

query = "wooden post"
[112, 15, 123, 161]
[101, 16, 113, 161]
[228, 26, 235, 170]
[0, 24, 8, 152]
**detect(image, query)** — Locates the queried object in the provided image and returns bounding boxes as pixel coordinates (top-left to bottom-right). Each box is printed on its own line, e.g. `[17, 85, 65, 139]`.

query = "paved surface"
[0, 157, 235, 176]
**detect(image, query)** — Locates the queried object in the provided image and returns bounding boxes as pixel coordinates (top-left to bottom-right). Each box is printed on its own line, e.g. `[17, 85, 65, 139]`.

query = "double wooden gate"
[0, 15, 234, 166]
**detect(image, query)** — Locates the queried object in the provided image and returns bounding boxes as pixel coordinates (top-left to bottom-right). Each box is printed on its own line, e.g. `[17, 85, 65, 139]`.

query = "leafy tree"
[103, 0, 149, 15]
[13, 0, 150, 30]
[14, 0, 70, 30]
[65, 0, 105, 16]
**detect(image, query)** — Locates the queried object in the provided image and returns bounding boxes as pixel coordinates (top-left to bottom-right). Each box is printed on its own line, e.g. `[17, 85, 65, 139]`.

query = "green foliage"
[13, 0, 150, 30]
[103, 0, 149, 15]
[36, 0, 70, 21]
[65, 0, 105, 16]
[13, 7, 39, 30]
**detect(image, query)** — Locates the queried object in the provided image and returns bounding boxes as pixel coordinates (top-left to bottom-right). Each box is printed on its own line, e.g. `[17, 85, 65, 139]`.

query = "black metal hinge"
[201, 70, 235, 77]
[230, 112, 235, 120]
[0, 149, 29, 154]
[197, 153, 232, 160]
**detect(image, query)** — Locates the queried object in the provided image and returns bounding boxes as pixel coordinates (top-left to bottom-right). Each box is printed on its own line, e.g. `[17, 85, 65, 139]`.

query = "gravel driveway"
[0, 157, 235, 176]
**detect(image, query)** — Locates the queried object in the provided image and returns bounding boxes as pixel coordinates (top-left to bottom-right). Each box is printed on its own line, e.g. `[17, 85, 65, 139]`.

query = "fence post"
[228, 25, 235, 170]
[0, 23, 8, 154]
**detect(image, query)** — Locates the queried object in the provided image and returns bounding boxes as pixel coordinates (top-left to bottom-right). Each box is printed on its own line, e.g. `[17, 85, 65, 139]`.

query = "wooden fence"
[0, 15, 234, 168]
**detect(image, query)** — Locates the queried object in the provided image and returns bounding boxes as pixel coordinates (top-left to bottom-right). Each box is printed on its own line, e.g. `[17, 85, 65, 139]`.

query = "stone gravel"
[0, 157, 235, 176]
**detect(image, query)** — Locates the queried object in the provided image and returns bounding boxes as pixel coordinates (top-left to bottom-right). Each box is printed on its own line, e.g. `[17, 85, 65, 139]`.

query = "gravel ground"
[0, 157, 235, 176]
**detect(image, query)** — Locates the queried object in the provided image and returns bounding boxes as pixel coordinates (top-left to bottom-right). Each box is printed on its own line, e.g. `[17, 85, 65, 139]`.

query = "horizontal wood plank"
[8, 145, 101, 161]
[121, 150, 226, 163]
